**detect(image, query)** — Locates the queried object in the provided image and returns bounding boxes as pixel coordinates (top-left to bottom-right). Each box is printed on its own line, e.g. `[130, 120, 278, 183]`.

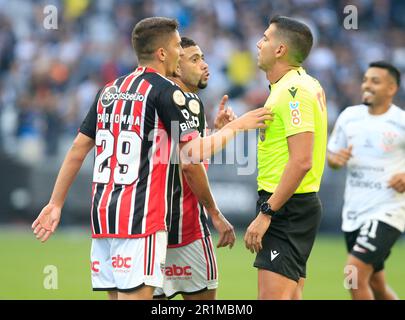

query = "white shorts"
[91, 231, 167, 292]
[154, 236, 218, 299]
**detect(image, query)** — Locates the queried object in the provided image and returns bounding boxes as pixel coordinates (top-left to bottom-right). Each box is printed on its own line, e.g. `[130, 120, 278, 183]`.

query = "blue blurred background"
[1, 0, 405, 233]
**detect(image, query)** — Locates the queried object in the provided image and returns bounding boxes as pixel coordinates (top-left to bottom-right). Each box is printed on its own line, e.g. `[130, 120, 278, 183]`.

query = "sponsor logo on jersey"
[112, 255, 132, 269]
[289, 101, 301, 126]
[353, 244, 367, 253]
[101, 85, 145, 108]
[348, 178, 382, 190]
[179, 107, 199, 132]
[91, 261, 100, 273]
[348, 167, 382, 190]
[349, 170, 364, 179]
[164, 264, 192, 277]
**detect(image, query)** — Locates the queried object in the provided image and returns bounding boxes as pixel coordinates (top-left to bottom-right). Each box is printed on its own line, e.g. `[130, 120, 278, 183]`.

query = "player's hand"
[244, 213, 271, 253]
[328, 145, 353, 168]
[209, 208, 236, 249]
[214, 95, 237, 130]
[32, 203, 61, 243]
[231, 107, 273, 131]
[388, 173, 405, 193]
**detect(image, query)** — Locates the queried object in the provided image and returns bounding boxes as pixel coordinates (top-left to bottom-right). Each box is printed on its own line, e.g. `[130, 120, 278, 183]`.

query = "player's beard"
[197, 80, 208, 89]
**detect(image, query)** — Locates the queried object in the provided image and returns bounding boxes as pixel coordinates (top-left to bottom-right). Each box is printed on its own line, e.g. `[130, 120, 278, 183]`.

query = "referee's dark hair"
[181, 37, 197, 49]
[270, 15, 313, 64]
[369, 61, 401, 87]
[132, 17, 179, 63]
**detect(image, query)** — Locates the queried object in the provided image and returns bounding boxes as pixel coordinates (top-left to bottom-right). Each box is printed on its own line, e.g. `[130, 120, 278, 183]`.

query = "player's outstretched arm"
[32, 133, 95, 242]
[180, 107, 272, 164]
[181, 162, 236, 248]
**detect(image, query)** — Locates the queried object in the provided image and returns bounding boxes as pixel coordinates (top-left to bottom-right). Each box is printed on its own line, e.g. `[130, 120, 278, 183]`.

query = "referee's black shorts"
[254, 190, 322, 282]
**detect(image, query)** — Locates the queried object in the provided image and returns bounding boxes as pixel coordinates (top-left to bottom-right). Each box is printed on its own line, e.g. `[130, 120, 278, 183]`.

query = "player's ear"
[156, 47, 166, 62]
[174, 63, 182, 77]
[388, 82, 398, 97]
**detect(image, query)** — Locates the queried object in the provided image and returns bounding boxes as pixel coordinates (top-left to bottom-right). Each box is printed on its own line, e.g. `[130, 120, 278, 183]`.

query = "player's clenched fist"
[388, 173, 405, 193]
[327, 145, 353, 169]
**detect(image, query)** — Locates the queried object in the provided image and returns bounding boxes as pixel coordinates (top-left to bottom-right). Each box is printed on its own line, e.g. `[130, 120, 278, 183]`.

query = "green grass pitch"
[1, 228, 404, 300]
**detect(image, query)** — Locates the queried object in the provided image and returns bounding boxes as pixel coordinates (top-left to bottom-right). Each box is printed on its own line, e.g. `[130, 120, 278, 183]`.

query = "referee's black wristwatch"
[260, 202, 276, 217]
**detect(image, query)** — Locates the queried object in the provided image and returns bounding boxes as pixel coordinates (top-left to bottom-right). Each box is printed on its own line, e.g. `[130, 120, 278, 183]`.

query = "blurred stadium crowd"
[0, 0, 405, 165]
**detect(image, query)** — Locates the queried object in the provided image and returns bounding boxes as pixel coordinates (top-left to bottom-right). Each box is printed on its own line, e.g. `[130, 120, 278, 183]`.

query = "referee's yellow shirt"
[257, 67, 327, 193]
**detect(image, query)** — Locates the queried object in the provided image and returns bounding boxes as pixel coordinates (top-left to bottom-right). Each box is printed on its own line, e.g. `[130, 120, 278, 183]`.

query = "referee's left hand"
[244, 213, 271, 253]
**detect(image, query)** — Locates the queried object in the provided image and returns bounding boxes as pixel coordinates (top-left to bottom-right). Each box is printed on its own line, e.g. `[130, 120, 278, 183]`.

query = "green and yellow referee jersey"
[257, 67, 327, 194]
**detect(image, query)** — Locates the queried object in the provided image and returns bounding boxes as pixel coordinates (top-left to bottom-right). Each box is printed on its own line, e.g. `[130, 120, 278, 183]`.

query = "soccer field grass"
[1, 228, 404, 300]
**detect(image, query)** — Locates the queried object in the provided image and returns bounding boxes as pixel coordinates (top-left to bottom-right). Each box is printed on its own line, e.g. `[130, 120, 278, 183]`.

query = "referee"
[244, 16, 328, 300]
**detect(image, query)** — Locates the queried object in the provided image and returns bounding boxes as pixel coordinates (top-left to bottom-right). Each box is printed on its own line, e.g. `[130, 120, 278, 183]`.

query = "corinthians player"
[328, 61, 405, 300]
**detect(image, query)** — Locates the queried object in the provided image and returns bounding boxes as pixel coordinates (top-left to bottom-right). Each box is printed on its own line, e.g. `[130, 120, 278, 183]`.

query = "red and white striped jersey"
[79, 67, 198, 238]
[168, 92, 211, 247]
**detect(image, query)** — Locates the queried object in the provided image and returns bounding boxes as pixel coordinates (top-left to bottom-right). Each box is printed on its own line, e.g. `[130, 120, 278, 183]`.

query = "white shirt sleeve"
[328, 109, 348, 153]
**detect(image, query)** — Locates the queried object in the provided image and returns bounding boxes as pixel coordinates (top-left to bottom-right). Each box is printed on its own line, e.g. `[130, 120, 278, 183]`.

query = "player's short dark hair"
[132, 17, 179, 63]
[369, 61, 401, 86]
[270, 15, 313, 64]
[181, 37, 197, 49]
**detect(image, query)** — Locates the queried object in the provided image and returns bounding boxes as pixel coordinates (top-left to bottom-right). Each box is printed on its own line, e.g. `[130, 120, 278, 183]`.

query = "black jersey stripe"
[131, 91, 156, 235]
[96, 74, 132, 234]
[204, 236, 215, 280]
[92, 77, 122, 235]
[92, 184, 104, 234]
[106, 75, 140, 235]
[168, 93, 208, 245]
[165, 153, 176, 231]
[199, 204, 210, 237]
[89, 69, 188, 237]
[168, 164, 181, 244]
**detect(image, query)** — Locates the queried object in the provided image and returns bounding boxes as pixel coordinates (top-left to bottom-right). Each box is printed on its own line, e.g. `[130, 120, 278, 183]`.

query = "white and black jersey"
[328, 104, 405, 232]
